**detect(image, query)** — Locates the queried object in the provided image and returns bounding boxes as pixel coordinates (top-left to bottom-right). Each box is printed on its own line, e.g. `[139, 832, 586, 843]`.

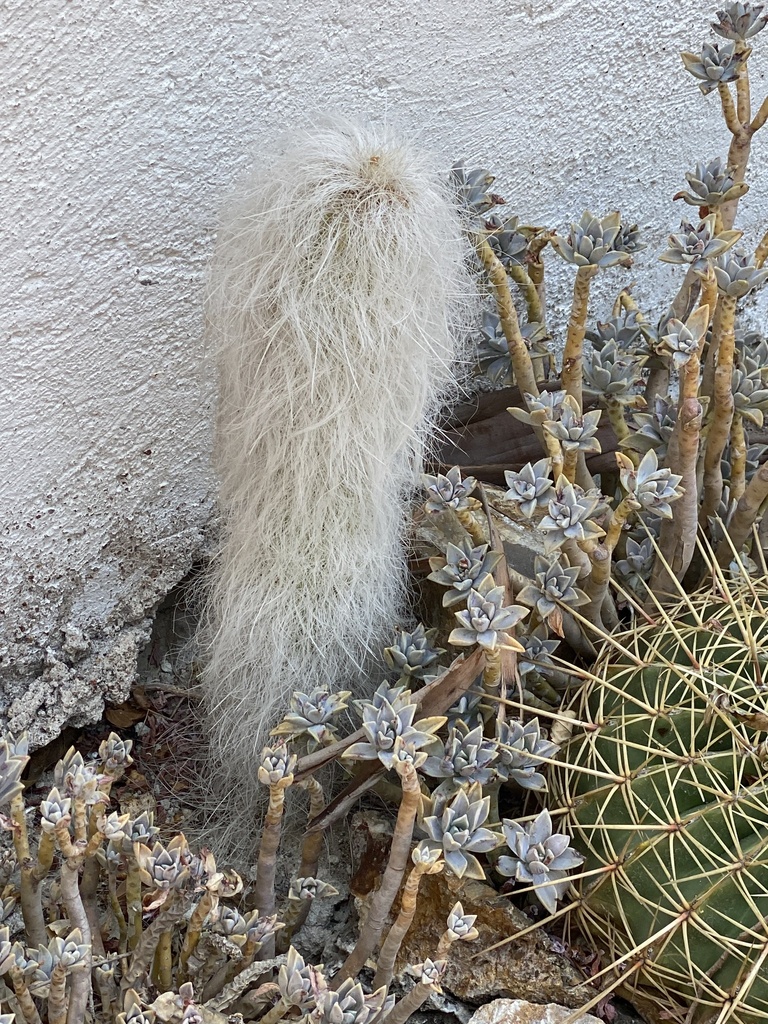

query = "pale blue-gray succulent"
[421, 782, 501, 879]
[586, 311, 644, 354]
[659, 215, 741, 267]
[713, 2, 768, 41]
[713, 250, 768, 297]
[383, 624, 445, 682]
[732, 366, 768, 426]
[279, 946, 326, 1009]
[681, 40, 746, 93]
[486, 214, 529, 267]
[445, 902, 480, 942]
[273, 689, 351, 747]
[495, 719, 559, 791]
[40, 787, 71, 833]
[543, 398, 602, 455]
[623, 396, 678, 459]
[657, 318, 703, 369]
[582, 341, 642, 399]
[428, 539, 503, 609]
[344, 695, 444, 770]
[423, 466, 478, 513]
[615, 536, 655, 589]
[311, 979, 387, 1024]
[422, 721, 498, 786]
[539, 478, 604, 551]
[498, 809, 584, 914]
[503, 459, 554, 518]
[517, 627, 561, 679]
[551, 211, 628, 267]
[450, 161, 503, 220]
[258, 742, 297, 786]
[0, 741, 28, 808]
[676, 157, 749, 206]
[516, 556, 590, 620]
[449, 575, 529, 652]
[617, 449, 684, 518]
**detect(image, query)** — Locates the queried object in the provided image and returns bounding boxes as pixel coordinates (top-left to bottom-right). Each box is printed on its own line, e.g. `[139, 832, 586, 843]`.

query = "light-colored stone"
[468, 999, 601, 1024]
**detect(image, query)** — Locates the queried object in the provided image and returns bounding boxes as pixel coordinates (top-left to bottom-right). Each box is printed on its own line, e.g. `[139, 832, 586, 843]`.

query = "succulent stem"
[125, 858, 143, 951]
[108, 866, 128, 953]
[178, 890, 214, 983]
[152, 928, 173, 992]
[701, 295, 738, 523]
[9, 965, 43, 1024]
[736, 50, 752, 125]
[373, 860, 438, 991]
[605, 395, 630, 445]
[380, 979, 435, 1024]
[755, 228, 768, 268]
[47, 963, 68, 1024]
[730, 411, 748, 502]
[718, 462, 768, 564]
[10, 793, 48, 949]
[508, 262, 544, 324]
[719, 81, 741, 134]
[59, 854, 92, 1024]
[456, 507, 487, 546]
[333, 761, 421, 986]
[562, 265, 599, 411]
[473, 236, 540, 400]
[253, 779, 291, 958]
[122, 895, 186, 995]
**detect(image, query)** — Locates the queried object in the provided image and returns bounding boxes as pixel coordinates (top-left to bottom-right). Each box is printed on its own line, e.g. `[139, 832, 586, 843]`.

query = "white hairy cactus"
[201, 117, 471, 838]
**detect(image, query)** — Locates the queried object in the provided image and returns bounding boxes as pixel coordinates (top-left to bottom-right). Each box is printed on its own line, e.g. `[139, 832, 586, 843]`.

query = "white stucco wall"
[3, 0, 768, 744]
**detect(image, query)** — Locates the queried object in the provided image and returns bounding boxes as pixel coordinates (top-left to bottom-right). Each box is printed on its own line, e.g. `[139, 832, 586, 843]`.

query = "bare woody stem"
[508, 263, 544, 324]
[47, 963, 68, 1024]
[730, 412, 748, 503]
[178, 890, 215, 983]
[253, 779, 291, 959]
[755, 228, 768, 268]
[153, 928, 173, 992]
[456, 507, 487, 546]
[333, 761, 421, 986]
[372, 860, 442, 991]
[700, 295, 738, 524]
[60, 854, 93, 1024]
[582, 497, 636, 629]
[473, 237, 540, 399]
[8, 965, 44, 1024]
[121, 895, 187, 995]
[561, 265, 599, 411]
[11, 794, 47, 949]
[380, 981, 436, 1024]
[717, 462, 768, 565]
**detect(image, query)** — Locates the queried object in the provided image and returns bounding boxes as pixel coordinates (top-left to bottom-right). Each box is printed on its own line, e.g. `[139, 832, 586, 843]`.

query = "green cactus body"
[551, 585, 768, 1024]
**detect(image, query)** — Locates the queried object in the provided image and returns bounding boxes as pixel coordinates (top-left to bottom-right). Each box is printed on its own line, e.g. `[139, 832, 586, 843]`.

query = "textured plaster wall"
[3, 0, 768, 745]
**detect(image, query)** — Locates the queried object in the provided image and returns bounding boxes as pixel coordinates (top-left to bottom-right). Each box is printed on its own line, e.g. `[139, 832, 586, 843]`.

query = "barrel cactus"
[551, 573, 768, 1024]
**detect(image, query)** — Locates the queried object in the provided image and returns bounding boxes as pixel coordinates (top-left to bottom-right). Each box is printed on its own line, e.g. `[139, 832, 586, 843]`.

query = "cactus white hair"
[201, 118, 471, 835]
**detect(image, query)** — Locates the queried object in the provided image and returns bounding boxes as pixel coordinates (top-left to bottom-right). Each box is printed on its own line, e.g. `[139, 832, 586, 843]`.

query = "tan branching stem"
[47, 963, 68, 1024]
[456, 507, 487, 546]
[121, 895, 187, 995]
[718, 462, 768, 564]
[755, 228, 768, 268]
[605, 396, 629, 443]
[8, 965, 43, 1024]
[583, 496, 634, 628]
[701, 295, 738, 524]
[126, 859, 143, 951]
[719, 81, 741, 134]
[644, 362, 671, 406]
[563, 448, 578, 484]
[508, 263, 544, 324]
[381, 981, 435, 1024]
[333, 761, 421, 986]
[730, 413, 748, 502]
[178, 891, 215, 983]
[298, 778, 325, 876]
[11, 794, 47, 949]
[482, 649, 502, 691]
[721, 62, 756, 230]
[253, 777, 292, 958]
[108, 866, 128, 953]
[474, 237, 540, 400]
[153, 929, 173, 992]
[372, 860, 442, 991]
[562, 265, 599, 410]
[58, 852, 92, 1024]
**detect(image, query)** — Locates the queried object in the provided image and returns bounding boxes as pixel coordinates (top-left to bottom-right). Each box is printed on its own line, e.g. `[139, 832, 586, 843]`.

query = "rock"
[399, 872, 588, 1008]
[468, 999, 601, 1024]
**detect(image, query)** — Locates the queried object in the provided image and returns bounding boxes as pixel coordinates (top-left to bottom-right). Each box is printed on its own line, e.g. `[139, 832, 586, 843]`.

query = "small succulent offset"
[445, 902, 480, 942]
[543, 397, 602, 455]
[503, 459, 554, 517]
[271, 689, 351, 747]
[422, 721, 499, 786]
[311, 979, 387, 1024]
[616, 450, 684, 518]
[344, 693, 445, 770]
[486, 214, 529, 267]
[258, 741, 298, 787]
[449, 574, 529, 652]
[539, 478, 604, 551]
[712, 2, 768, 40]
[659, 215, 741, 267]
[498, 809, 585, 913]
[713, 250, 768, 297]
[551, 211, 630, 267]
[582, 341, 641, 399]
[428, 539, 503, 608]
[681, 40, 746, 93]
[675, 156, 749, 206]
[516, 556, 590, 620]
[279, 946, 327, 1009]
[421, 782, 501, 879]
[423, 466, 478, 513]
[450, 160, 502, 220]
[657, 317, 705, 369]
[384, 625, 445, 682]
[495, 719, 560, 791]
